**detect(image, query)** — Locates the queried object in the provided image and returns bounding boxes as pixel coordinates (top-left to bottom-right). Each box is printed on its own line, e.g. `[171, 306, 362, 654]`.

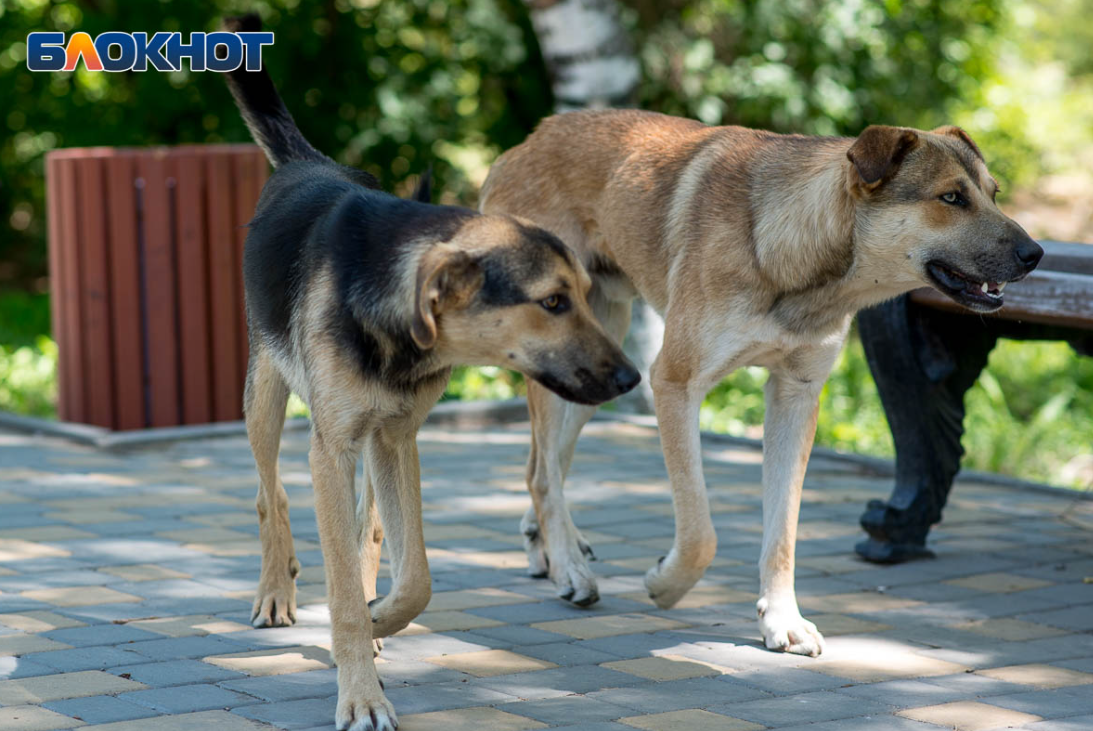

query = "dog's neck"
[766, 150, 924, 334]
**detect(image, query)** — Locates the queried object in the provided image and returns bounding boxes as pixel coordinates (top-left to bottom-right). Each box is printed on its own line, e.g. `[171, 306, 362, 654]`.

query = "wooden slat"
[45, 155, 67, 419]
[911, 269, 1093, 330]
[54, 157, 85, 423]
[138, 154, 180, 427]
[105, 154, 145, 430]
[75, 157, 115, 428]
[231, 151, 261, 408]
[206, 153, 242, 422]
[172, 152, 213, 424]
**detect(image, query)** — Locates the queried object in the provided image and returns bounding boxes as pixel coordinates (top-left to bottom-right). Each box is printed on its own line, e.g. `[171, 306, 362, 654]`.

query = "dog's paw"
[756, 596, 825, 657]
[552, 548, 600, 606]
[335, 674, 397, 731]
[521, 514, 550, 579]
[644, 554, 706, 609]
[251, 557, 300, 628]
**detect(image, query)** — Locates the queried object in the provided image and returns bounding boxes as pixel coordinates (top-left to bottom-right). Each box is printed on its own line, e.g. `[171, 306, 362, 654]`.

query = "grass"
[2, 291, 1091, 488]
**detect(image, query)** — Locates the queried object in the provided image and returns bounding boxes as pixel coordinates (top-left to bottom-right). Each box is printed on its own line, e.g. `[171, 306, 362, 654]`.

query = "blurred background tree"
[2, 0, 1093, 486]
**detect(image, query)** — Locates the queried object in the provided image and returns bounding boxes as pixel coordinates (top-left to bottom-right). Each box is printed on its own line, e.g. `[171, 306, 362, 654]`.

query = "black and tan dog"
[223, 18, 639, 731]
[480, 110, 1042, 656]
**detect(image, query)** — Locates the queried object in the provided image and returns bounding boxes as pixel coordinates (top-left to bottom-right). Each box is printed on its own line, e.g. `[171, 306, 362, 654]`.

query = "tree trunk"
[524, 0, 662, 411]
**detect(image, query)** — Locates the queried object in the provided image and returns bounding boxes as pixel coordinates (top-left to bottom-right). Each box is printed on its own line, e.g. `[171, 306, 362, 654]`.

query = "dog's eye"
[940, 191, 966, 206]
[540, 294, 569, 313]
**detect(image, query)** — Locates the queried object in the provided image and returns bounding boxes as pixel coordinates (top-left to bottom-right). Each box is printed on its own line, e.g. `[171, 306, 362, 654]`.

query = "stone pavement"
[1, 418, 1092, 731]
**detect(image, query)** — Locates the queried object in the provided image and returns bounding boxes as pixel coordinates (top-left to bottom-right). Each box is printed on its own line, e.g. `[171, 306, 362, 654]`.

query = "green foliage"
[0, 336, 57, 418]
[629, 0, 1005, 137]
[0, 0, 552, 288]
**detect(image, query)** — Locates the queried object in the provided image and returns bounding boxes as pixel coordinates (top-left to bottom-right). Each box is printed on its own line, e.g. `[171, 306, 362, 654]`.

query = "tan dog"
[480, 109, 1042, 656]
[224, 17, 639, 730]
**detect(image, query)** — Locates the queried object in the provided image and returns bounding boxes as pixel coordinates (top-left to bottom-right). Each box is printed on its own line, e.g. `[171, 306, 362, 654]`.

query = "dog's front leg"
[644, 368, 718, 608]
[756, 371, 826, 657]
[365, 428, 432, 639]
[356, 465, 385, 656]
[310, 435, 395, 731]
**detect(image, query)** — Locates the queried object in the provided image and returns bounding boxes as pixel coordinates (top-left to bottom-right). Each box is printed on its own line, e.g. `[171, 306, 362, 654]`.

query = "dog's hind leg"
[245, 347, 300, 628]
[523, 291, 631, 606]
[755, 366, 830, 658]
[365, 425, 433, 638]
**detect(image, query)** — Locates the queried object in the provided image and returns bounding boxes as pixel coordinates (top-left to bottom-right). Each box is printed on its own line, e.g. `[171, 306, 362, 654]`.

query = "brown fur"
[480, 108, 1041, 654]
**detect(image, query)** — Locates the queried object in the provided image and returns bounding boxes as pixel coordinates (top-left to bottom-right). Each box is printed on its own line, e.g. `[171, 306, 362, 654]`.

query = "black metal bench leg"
[854, 296, 998, 563]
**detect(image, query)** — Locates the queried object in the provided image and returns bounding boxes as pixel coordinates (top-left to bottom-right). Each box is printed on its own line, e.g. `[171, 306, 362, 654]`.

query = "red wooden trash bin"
[46, 145, 269, 430]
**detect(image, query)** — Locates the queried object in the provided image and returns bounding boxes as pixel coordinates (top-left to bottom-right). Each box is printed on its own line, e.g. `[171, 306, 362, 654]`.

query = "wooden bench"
[855, 240, 1093, 563]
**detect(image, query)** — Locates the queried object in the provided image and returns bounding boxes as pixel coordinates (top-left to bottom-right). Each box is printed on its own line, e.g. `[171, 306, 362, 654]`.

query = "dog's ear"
[932, 125, 984, 161]
[847, 126, 919, 190]
[410, 166, 432, 203]
[411, 246, 481, 350]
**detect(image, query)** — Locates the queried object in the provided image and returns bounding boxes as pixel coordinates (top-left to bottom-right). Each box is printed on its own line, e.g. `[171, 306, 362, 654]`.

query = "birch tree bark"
[524, 0, 662, 411]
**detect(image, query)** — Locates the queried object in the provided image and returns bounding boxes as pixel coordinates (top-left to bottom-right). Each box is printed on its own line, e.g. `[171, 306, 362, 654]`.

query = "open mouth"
[925, 261, 1008, 312]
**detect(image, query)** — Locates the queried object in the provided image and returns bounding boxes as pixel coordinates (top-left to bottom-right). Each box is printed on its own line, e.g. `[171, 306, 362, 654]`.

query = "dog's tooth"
[981, 282, 989, 294]
[998, 282, 1006, 291]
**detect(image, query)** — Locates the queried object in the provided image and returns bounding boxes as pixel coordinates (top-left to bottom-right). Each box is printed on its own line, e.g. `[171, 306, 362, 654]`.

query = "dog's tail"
[222, 13, 328, 168]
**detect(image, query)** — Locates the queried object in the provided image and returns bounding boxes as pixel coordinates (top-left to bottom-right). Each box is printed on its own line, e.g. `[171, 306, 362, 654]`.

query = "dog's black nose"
[1015, 238, 1043, 270]
[613, 364, 641, 394]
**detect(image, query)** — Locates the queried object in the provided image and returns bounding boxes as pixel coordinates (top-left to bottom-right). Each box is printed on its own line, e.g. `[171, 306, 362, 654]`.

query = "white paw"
[549, 542, 599, 606]
[251, 556, 300, 628]
[643, 553, 707, 609]
[336, 672, 397, 731]
[756, 596, 825, 657]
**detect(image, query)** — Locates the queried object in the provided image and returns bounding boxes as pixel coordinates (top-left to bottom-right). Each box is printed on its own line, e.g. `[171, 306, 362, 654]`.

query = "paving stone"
[0, 705, 85, 731]
[951, 618, 1068, 641]
[42, 624, 161, 648]
[27, 646, 149, 672]
[3, 421, 1092, 731]
[710, 689, 892, 726]
[381, 680, 520, 715]
[810, 636, 969, 682]
[96, 565, 190, 582]
[532, 614, 689, 640]
[220, 669, 339, 701]
[0, 610, 86, 633]
[601, 656, 723, 681]
[945, 573, 1053, 593]
[588, 677, 770, 713]
[124, 634, 250, 660]
[0, 670, 147, 704]
[203, 646, 332, 676]
[80, 709, 271, 730]
[898, 700, 1041, 730]
[618, 709, 763, 731]
[1022, 716, 1093, 731]
[109, 659, 244, 687]
[497, 695, 632, 725]
[0, 655, 58, 679]
[127, 614, 252, 638]
[21, 586, 143, 607]
[518, 642, 621, 667]
[399, 706, 547, 731]
[119, 684, 261, 713]
[977, 663, 1093, 689]
[981, 686, 1093, 719]
[423, 649, 557, 677]
[0, 632, 72, 656]
[42, 695, 157, 724]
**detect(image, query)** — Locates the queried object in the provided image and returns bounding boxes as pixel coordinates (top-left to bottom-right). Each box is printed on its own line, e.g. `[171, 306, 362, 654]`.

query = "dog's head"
[410, 216, 640, 405]
[848, 125, 1042, 312]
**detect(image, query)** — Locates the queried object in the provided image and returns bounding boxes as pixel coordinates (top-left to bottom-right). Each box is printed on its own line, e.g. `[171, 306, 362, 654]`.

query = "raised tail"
[222, 13, 329, 168]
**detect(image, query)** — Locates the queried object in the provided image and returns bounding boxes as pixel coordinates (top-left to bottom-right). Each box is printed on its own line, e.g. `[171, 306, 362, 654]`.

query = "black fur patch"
[245, 160, 475, 387]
